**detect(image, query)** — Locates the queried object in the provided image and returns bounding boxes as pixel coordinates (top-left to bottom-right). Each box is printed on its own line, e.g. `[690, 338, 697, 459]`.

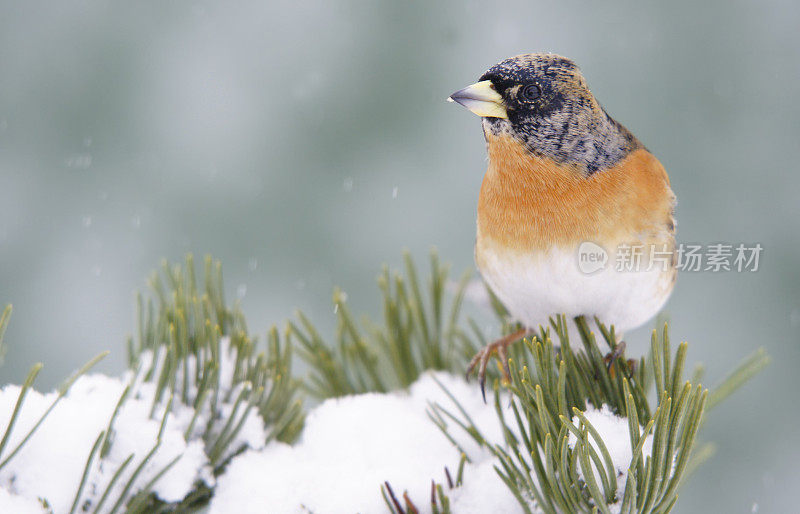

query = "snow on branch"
[0, 252, 768, 513]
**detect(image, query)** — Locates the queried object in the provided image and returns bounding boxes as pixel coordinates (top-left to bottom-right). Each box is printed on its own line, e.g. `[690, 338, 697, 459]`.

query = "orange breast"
[476, 133, 675, 254]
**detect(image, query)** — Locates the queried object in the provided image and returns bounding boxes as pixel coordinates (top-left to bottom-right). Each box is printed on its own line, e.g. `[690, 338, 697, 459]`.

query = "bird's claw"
[604, 340, 627, 372]
[603, 340, 637, 379]
[465, 346, 493, 402]
[466, 329, 530, 402]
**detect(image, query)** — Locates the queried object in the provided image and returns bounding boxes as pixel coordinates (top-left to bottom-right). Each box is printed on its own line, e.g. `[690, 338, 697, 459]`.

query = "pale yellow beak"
[447, 80, 508, 119]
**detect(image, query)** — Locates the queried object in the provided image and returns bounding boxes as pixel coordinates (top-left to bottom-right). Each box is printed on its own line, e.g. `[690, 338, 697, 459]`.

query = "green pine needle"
[0, 252, 769, 513]
[291, 249, 482, 398]
[429, 312, 760, 514]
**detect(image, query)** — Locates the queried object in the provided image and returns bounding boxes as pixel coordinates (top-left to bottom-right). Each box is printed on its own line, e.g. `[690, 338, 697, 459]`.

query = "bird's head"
[449, 53, 640, 174]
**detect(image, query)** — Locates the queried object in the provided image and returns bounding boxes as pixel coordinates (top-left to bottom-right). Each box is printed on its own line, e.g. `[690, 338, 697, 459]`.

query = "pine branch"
[119, 254, 306, 511]
[131, 254, 305, 450]
[0, 252, 769, 513]
[428, 316, 766, 513]
[285, 250, 767, 512]
[0, 254, 306, 513]
[290, 249, 479, 398]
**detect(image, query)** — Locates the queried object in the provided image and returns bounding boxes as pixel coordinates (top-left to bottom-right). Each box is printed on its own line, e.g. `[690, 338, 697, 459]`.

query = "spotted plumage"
[479, 54, 643, 174]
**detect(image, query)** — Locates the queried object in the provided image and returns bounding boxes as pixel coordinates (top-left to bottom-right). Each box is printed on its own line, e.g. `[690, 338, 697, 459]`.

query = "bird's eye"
[519, 84, 540, 102]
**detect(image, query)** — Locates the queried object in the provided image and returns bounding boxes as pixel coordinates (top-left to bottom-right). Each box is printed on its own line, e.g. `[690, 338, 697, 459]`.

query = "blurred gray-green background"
[1, 1, 798, 512]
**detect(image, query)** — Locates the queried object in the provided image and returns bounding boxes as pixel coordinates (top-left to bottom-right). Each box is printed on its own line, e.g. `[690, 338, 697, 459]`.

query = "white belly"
[477, 243, 675, 334]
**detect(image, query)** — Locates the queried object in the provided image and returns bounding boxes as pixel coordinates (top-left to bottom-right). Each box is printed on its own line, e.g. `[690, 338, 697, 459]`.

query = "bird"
[448, 53, 677, 396]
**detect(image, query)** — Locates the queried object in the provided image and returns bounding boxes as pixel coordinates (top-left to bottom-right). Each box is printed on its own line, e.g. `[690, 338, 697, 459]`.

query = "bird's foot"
[602, 340, 637, 379]
[466, 328, 532, 402]
[604, 340, 627, 369]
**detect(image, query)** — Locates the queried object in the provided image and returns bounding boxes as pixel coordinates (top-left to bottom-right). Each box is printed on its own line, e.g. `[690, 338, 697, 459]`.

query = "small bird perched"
[448, 54, 676, 394]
